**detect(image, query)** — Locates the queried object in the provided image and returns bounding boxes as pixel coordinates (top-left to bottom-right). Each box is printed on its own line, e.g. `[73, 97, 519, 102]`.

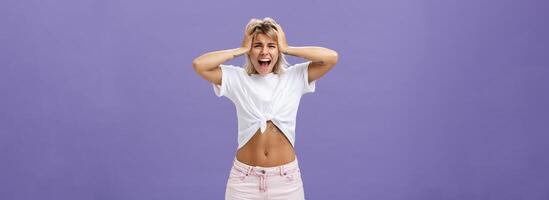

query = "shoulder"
[285, 61, 311, 74]
[220, 64, 247, 77]
[287, 61, 311, 70]
[220, 64, 244, 72]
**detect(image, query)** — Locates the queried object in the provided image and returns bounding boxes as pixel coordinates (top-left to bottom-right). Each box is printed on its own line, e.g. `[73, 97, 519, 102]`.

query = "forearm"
[192, 47, 248, 72]
[284, 46, 338, 66]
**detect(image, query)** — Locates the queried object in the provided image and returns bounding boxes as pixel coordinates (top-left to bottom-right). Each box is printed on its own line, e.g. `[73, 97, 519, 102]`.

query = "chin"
[256, 70, 270, 75]
[255, 66, 273, 75]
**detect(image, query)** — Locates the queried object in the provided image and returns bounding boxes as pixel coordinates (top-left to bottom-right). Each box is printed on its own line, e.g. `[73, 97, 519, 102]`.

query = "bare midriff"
[236, 120, 296, 167]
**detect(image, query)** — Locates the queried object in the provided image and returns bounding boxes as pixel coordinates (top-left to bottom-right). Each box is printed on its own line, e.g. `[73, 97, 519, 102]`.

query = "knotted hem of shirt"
[259, 114, 274, 133]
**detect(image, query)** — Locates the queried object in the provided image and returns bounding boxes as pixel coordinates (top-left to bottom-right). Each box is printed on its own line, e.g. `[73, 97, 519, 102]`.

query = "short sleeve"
[212, 64, 242, 97]
[294, 61, 316, 94]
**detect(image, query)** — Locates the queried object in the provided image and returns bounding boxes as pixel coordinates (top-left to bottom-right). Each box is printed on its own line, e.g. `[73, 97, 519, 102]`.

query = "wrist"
[239, 47, 250, 53]
[233, 47, 248, 57]
[282, 46, 293, 55]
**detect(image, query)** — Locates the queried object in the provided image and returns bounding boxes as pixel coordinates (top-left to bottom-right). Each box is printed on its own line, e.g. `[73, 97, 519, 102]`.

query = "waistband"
[232, 156, 300, 177]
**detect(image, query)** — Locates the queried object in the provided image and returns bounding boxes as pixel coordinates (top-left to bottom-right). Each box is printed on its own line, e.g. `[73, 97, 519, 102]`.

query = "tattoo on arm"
[232, 52, 242, 59]
[283, 50, 297, 56]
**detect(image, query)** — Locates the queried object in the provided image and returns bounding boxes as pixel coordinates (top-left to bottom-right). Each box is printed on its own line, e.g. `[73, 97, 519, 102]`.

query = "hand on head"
[272, 23, 288, 54]
[241, 30, 253, 52]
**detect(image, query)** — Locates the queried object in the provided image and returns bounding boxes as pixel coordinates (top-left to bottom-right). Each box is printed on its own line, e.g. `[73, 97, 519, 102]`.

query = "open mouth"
[258, 58, 271, 68]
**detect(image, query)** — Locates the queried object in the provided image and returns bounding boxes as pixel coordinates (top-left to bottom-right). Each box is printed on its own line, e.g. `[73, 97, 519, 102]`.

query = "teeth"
[259, 59, 271, 61]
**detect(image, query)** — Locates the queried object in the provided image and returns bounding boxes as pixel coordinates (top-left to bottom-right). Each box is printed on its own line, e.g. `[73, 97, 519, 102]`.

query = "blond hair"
[244, 17, 288, 75]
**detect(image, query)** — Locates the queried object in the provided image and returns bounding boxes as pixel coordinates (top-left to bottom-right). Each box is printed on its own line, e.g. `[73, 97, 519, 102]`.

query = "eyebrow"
[253, 42, 277, 45]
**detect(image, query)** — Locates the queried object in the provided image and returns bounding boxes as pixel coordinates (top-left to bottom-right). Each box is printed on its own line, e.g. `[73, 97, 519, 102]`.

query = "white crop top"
[212, 61, 316, 149]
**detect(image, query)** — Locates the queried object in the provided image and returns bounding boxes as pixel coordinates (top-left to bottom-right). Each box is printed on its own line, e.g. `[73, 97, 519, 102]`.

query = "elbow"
[192, 58, 202, 72]
[327, 49, 338, 66]
[192, 59, 207, 78]
[331, 50, 339, 63]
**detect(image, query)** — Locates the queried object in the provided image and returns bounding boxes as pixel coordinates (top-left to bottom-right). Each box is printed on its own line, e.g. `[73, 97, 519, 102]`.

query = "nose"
[260, 47, 268, 54]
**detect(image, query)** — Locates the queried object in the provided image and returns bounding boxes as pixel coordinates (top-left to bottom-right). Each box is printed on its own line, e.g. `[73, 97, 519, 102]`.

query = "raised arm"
[274, 24, 338, 83]
[192, 28, 253, 85]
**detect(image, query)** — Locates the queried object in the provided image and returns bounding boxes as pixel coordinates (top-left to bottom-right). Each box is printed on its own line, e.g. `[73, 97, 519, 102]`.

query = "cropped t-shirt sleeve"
[294, 61, 316, 94]
[212, 64, 242, 98]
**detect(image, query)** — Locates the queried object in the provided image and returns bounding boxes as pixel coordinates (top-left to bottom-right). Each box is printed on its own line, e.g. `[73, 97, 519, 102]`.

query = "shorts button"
[261, 170, 266, 174]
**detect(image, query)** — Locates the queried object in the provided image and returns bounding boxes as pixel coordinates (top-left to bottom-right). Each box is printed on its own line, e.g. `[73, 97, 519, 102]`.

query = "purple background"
[1, 0, 548, 199]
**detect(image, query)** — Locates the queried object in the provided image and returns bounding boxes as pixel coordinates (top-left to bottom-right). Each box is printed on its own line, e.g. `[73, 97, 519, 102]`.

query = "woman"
[192, 17, 338, 200]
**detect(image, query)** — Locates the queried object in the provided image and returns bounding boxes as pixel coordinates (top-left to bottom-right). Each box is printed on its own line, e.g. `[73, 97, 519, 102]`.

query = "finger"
[245, 25, 254, 35]
[275, 24, 283, 31]
[274, 26, 283, 34]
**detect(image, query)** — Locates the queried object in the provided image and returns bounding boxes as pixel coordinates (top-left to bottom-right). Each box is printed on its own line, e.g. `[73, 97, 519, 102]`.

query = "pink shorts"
[225, 156, 305, 200]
